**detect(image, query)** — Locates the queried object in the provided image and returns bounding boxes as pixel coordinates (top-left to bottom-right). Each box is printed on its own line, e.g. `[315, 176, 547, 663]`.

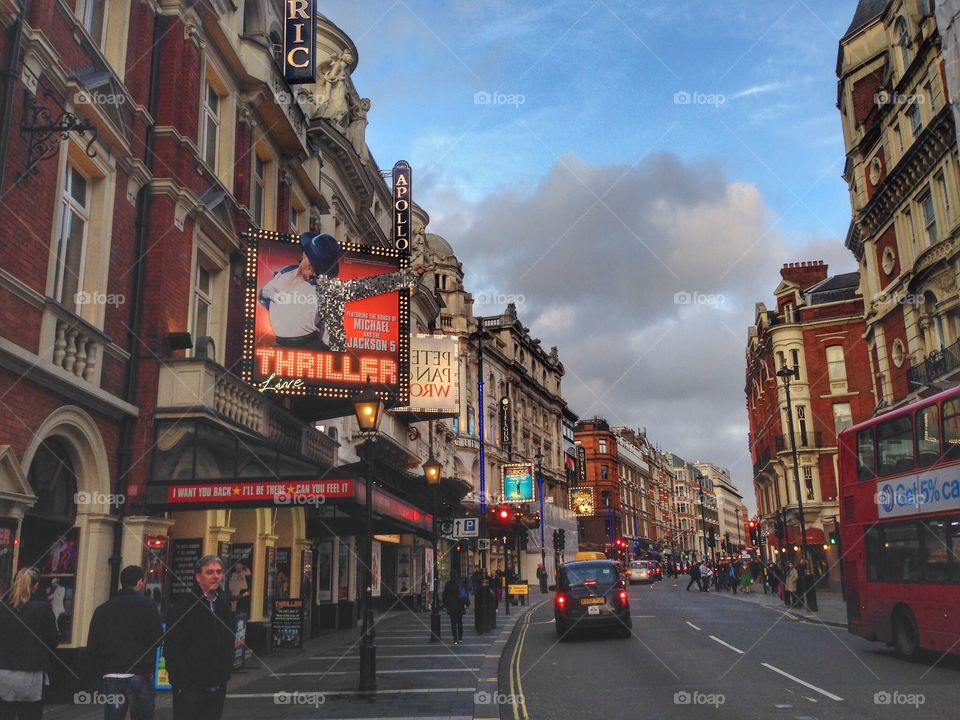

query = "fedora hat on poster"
[300, 232, 341, 277]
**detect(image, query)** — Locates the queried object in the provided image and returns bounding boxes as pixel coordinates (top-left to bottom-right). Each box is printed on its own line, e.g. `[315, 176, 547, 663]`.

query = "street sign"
[477, 539, 490, 551]
[508, 583, 529, 595]
[439, 517, 478, 538]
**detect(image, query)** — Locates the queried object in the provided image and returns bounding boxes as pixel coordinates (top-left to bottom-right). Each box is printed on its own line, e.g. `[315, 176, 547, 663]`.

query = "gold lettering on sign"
[287, 46, 309, 68]
[287, 0, 309, 19]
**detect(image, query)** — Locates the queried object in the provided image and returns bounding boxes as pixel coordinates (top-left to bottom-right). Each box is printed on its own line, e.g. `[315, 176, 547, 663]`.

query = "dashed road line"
[761, 662, 844, 702]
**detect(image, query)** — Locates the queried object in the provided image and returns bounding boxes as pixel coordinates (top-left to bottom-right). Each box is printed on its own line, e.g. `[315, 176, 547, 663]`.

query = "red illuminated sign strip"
[165, 479, 354, 505]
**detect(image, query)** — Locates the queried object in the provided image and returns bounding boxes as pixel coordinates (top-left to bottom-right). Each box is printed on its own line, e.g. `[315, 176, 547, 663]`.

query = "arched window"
[269, 29, 283, 68]
[27, 439, 77, 525]
[896, 16, 913, 70]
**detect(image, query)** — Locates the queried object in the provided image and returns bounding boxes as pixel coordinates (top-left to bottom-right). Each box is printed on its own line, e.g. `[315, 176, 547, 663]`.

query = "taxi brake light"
[583, 579, 598, 587]
[617, 589, 629, 607]
[555, 593, 568, 611]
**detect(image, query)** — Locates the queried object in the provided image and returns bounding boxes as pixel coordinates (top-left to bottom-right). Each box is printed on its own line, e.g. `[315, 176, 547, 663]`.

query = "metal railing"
[907, 337, 960, 387]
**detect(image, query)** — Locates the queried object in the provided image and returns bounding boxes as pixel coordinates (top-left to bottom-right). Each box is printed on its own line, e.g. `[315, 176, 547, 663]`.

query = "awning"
[785, 526, 825, 544]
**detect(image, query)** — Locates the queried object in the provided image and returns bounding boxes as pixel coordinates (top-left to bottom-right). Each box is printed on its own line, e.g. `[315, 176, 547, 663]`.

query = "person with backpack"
[0, 568, 59, 719]
[442, 570, 469, 644]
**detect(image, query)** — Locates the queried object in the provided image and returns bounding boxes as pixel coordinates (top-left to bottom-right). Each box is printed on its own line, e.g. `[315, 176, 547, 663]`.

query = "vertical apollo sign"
[394, 161, 412, 393]
[284, 0, 316, 84]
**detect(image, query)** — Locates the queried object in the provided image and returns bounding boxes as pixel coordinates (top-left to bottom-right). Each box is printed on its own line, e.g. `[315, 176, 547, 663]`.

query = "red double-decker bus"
[838, 386, 960, 659]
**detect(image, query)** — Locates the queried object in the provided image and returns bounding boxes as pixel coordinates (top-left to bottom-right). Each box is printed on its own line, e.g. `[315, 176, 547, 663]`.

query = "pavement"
[46, 596, 544, 720]
[701, 577, 849, 627]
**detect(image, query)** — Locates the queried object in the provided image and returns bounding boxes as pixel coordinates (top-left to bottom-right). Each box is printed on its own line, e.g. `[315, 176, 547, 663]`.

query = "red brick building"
[746, 262, 873, 576]
[0, 1, 446, 693]
[572, 418, 621, 550]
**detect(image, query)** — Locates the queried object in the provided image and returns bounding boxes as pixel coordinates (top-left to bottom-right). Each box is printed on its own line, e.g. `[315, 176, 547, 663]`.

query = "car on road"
[551, 560, 632, 639]
[628, 560, 654, 584]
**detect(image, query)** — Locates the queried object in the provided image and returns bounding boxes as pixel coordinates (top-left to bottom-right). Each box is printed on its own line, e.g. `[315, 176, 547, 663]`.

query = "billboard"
[392, 334, 459, 415]
[570, 487, 596, 516]
[502, 463, 535, 504]
[241, 230, 412, 404]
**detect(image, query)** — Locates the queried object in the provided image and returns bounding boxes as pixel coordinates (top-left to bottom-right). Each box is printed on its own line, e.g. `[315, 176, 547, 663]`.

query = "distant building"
[746, 262, 872, 579]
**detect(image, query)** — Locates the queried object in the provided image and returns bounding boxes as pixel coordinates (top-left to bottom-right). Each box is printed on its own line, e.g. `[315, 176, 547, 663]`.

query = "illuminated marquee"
[393, 161, 411, 251]
[392, 334, 460, 415]
[241, 230, 410, 403]
[570, 487, 596, 516]
[284, 0, 316, 84]
[502, 463, 535, 504]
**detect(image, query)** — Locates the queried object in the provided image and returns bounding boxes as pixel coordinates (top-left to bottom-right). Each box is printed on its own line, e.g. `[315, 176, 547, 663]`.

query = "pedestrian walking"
[165, 555, 235, 720]
[727, 562, 739, 594]
[717, 562, 728, 592]
[85, 565, 164, 720]
[698, 561, 712, 592]
[536, 564, 548, 593]
[0, 568, 59, 720]
[686, 562, 700, 591]
[784, 562, 799, 608]
[740, 563, 752, 594]
[767, 561, 782, 599]
[442, 570, 469, 644]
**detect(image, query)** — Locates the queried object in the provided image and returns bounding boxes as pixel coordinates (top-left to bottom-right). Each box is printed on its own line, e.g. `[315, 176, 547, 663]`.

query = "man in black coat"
[164, 555, 235, 720]
[85, 565, 163, 719]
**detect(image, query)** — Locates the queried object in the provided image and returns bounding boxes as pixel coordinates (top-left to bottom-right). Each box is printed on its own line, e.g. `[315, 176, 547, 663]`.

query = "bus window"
[916, 405, 941, 468]
[877, 415, 914, 475]
[944, 399, 960, 462]
[857, 428, 876, 480]
[922, 520, 949, 582]
[865, 526, 882, 581]
[880, 523, 921, 581]
[950, 519, 960, 583]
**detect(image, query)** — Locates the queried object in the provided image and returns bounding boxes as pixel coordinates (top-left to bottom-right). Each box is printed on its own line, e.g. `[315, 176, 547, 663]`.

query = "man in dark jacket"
[442, 571, 469, 644]
[685, 561, 700, 591]
[164, 555, 235, 720]
[85, 565, 163, 720]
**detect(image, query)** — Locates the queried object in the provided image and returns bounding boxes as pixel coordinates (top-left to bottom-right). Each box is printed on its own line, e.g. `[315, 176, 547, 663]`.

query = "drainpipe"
[108, 13, 163, 594]
[0, 0, 30, 194]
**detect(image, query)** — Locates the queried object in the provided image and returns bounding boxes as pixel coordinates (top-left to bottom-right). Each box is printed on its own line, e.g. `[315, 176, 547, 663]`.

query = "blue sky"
[336, 0, 858, 245]
[324, 1, 864, 506]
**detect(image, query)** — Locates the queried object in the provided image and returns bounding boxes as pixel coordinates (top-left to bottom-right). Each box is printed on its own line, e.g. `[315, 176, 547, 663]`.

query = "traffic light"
[552, 529, 560, 549]
[491, 505, 513, 527]
[720, 538, 727, 551]
[707, 527, 715, 548]
[558, 528, 566, 550]
[829, 532, 838, 546]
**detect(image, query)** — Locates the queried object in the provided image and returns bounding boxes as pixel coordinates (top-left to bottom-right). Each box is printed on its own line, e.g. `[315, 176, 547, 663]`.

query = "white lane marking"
[310, 654, 485, 659]
[269, 668, 479, 676]
[686, 621, 701, 630]
[372, 642, 487, 647]
[708, 635, 744, 654]
[802, 696, 819, 703]
[761, 663, 844, 702]
[226, 688, 475, 698]
[631, 614, 655, 618]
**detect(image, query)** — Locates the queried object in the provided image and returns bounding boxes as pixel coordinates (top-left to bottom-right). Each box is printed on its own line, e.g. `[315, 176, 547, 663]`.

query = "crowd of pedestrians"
[0, 555, 237, 720]
[683, 556, 819, 611]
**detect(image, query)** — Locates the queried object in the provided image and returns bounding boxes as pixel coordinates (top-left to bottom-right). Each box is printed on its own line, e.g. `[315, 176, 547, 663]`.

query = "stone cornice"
[858, 106, 956, 238]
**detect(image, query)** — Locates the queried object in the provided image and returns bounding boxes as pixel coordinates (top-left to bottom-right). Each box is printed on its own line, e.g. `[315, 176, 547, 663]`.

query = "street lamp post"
[776, 366, 810, 567]
[353, 383, 385, 692]
[423, 451, 443, 643]
[695, 472, 709, 561]
[534, 449, 546, 588]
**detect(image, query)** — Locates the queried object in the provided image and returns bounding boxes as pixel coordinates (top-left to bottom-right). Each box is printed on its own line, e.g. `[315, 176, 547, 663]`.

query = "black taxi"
[551, 560, 632, 639]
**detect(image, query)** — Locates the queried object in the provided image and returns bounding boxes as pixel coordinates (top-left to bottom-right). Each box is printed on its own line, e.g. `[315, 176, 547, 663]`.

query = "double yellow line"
[507, 601, 546, 720]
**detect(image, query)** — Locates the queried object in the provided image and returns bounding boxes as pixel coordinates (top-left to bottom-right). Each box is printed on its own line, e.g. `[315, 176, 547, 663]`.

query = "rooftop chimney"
[779, 260, 828, 291]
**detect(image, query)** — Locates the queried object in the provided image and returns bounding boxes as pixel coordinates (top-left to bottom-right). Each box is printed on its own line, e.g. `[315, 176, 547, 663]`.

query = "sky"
[323, 0, 864, 511]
